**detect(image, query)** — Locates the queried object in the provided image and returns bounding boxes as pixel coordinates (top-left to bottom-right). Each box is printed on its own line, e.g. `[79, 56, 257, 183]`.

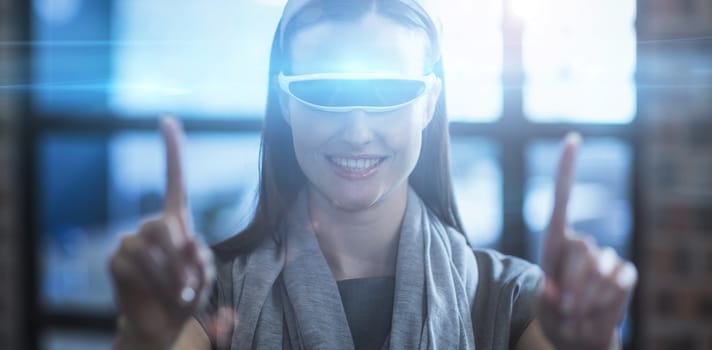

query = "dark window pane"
[450, 138, 502, 247]
[39, 135, 110, 312]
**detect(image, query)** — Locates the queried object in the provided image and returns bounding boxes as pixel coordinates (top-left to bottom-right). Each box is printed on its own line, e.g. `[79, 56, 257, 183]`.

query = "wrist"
[114, 315, 175, 350]
[552, 328, 621, 350]
[605, 330, 622, 350]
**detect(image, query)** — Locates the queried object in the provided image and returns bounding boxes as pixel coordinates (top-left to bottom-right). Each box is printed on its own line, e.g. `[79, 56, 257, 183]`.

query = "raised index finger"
[548, 132, 581, 238]
[161, 116, 188, 220]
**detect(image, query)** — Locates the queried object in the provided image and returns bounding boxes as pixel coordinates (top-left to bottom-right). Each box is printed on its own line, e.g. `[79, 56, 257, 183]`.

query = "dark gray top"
[196, 248, 542, 350]
[337, 277, 396, 350]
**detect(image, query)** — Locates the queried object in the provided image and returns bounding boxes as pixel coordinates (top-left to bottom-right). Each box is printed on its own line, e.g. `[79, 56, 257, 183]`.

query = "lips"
[326, 155, 387, 180]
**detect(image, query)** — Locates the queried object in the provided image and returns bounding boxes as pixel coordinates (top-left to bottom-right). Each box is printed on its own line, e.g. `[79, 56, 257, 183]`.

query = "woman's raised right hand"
[109, 117, 215, 349]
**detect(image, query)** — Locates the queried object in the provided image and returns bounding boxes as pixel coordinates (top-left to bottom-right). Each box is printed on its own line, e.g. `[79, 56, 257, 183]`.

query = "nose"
[340, 109, 374, 147]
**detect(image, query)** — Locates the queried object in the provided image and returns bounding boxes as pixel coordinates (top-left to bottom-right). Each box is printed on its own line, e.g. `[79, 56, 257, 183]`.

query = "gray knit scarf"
[228, 188, 479, 349]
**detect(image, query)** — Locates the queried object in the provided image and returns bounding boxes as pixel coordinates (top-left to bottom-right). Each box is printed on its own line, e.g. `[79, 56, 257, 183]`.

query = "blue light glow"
[28, 0, 642, 121]
[110, 0, 284, 116]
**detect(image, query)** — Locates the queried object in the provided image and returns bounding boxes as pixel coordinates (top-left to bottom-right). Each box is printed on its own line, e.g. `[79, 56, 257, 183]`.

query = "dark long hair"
[213, 0, 464, 258]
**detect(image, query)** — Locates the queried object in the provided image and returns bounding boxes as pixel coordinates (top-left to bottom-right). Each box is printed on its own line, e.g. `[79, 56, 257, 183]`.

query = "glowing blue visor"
[278, 72, 437, 113]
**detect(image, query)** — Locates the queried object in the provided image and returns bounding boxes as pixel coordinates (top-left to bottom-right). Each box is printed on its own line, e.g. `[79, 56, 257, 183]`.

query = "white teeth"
[330, 157, 382, 171]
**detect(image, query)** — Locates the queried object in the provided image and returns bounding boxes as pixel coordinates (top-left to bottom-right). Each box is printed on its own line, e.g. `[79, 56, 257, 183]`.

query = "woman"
[110, 0, 638, 349]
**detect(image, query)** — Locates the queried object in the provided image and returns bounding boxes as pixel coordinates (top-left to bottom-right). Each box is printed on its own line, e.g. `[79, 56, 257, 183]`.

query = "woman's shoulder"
[469, 249, 544, 349]
[471, 248, 543, 287]
[437, 225, 542, 283]
[436, 226, 542, 298]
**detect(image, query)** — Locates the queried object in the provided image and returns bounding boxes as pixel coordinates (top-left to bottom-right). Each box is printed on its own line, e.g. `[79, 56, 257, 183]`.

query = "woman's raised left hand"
[538, 133, 638, 350]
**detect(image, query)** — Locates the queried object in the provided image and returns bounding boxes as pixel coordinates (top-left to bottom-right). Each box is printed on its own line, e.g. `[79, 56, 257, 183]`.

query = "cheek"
[291, 126, 324, 167]
[288, 104, 346, 173]
[385, 126, 423, 181]
[381, 116, 424, 165]
[386, 103, 429, 151]
[290, 120, 325, 179]
[289, 104, 334, 147]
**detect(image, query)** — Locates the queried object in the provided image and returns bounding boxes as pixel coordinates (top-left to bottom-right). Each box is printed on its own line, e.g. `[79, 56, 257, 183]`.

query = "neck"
[307, 183, 408, 281]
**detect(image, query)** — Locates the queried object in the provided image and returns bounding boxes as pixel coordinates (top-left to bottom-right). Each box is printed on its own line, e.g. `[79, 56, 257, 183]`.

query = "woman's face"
[283, 12, 441, 211]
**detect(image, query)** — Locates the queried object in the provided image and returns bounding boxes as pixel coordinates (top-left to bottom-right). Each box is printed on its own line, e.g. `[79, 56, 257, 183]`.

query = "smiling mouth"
[326, 156, 387, 172]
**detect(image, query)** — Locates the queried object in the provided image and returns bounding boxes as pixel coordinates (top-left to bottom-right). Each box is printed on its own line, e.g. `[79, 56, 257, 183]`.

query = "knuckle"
[141, 218, 177, 242]
[622, 262, 639, 286]
[602, 271, 620, 286]
[580, 234, 596, 247]
[568, 238, 589, 255]
[118, 234, 133, 248]
[200, 247, 215, 263]
[600, 246, 617, 259]
[596, 247, 619, 275]
[609, 265, 630, 290]
[119, 234, 141, 253]
[625, 261, 638, 276]
[140, 218, 164, 234]
[585, 262, 603, 281]
[612, 279, 627, 294]
[584, 247, 598, 265]
[108, 252, 135, 282]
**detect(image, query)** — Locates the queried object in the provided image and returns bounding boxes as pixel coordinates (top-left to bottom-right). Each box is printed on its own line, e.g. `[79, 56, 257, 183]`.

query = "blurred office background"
[0, 0, 711, 349]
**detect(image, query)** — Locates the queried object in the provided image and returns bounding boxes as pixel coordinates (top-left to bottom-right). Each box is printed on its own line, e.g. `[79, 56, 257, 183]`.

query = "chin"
[305, 166, 408, 213]
[327, 188, 383, 212]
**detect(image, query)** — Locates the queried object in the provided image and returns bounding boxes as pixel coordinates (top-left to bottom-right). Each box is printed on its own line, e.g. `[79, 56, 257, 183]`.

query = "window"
[25, 0, 638, 348]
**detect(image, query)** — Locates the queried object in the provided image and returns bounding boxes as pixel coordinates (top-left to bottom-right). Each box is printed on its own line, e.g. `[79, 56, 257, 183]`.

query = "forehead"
[288, 13, 430, 75]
